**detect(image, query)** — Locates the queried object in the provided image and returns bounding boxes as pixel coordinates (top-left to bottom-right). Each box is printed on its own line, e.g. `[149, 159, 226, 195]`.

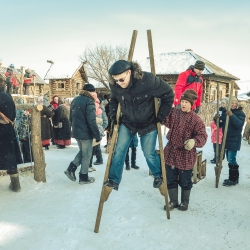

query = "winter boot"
[164, 187, 178, 211]
[153, 177, 163, 188]
[103, 179, 119, 191]
[125, 149, 130, 170]
[210, 158, 216, 164]
[178, 189, 191, 211]
[223, 164, 239, 186]
[79, 173, 95, 184]
[131, 147, 139, 169]
[9, 173, 21, 192]
[64, 162, 77, 182]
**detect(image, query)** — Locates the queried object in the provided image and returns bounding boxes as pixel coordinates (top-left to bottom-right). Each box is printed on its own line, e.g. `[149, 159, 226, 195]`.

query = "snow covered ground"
[1, 128, 250, 250]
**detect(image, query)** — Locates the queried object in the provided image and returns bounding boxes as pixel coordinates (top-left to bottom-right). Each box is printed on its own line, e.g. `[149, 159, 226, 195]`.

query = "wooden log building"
[140, 50, 240, 103]
[45, 62, 88, 99]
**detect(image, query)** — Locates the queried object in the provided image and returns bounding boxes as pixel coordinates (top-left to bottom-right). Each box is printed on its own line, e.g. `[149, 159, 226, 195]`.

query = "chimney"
[185, 49, 193, 52]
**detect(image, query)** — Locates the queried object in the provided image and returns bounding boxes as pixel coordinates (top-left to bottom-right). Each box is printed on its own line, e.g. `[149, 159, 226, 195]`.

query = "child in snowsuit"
[210, 117, 223, 164]
[163, 89, 207, 211]
[125, 133, 139, 170]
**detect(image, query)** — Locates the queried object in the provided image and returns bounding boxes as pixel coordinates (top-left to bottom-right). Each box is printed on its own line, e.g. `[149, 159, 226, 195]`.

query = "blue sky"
[1, 0, 250, 81]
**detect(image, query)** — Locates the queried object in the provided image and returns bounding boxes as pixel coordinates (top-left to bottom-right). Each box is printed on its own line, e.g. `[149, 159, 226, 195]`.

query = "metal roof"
[139, 51, 239, 80]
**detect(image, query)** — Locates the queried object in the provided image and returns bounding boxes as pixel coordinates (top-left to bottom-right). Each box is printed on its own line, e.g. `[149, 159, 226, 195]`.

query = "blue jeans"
[109, 124, 161, 184]
[166, 165, 193, 190]
[73, 139, 93, 174]
[225, 150, 238, 165]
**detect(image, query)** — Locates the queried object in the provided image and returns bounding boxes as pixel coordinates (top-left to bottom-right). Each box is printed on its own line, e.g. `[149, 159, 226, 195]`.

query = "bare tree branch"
[79, 44, 128, 90]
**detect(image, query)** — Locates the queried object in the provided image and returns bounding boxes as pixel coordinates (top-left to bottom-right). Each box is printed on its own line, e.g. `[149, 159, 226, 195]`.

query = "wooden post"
[15, 104, 46, 182]
[94, 30, 138, 233]
[215, 80, 220, 166]
[20, 66, 25, 95]
[147, 29, 170, 219]
[215, 81, 234, 188]
[33, 75, 36, 96]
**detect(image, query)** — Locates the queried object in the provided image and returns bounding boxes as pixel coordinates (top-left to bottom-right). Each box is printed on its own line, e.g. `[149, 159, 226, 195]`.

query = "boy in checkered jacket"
[163, 89, 207, 211]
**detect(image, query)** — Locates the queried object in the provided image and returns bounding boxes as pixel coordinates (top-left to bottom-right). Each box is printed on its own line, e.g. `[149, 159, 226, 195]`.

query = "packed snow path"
[0, 128, 250, 250]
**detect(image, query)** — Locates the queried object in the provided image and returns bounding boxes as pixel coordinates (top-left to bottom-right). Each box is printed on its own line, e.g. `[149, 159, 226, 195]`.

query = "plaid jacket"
[163, 108, 207, 170]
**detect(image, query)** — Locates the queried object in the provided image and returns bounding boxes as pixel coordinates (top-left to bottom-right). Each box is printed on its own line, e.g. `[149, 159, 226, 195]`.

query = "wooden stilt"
[215, 81, 234, 188]
[147, 29, 170, 219]
[94, 30, 138, 233]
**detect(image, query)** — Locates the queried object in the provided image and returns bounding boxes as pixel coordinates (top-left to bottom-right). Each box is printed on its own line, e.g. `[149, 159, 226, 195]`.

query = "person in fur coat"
[0, 77, 22, 192]
[103, 60, 174, 191]
[163, 89, 207, 211]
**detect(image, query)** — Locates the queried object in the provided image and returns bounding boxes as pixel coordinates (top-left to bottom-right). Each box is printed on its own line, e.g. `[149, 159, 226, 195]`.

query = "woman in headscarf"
[53, 98, 71, 149]
[37, 96, 55, 150]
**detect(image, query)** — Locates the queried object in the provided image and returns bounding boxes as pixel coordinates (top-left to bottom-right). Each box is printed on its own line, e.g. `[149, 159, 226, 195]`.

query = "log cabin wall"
[72, 70, 85, 96]
[49, 79, 73, 99]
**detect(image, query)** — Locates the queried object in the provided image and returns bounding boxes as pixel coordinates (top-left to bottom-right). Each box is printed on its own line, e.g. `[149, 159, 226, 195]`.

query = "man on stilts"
[103, 60, 174, 190]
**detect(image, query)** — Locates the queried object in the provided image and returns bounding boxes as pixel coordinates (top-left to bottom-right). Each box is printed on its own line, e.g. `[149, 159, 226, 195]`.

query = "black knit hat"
[180, 89, 198, 106]
[194, 60, 205, 70]
[108, 60, 131, 75]
[83, 83, 95, 92]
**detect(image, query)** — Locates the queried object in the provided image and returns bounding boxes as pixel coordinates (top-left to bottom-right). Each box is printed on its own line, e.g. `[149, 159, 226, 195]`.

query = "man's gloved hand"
[213, 113, 220, 120]
[111, 115, 117, 125]
[184, 139, 195, 150]
[226, 110, 233, 117]
[154, 117, 163, 124]
[195, 106, 200, 113]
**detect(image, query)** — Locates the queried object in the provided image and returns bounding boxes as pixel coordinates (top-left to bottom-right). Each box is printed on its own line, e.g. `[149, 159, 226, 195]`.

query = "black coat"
[220, 107, 245, 151]
[70, 90, 100, 141]
[109, 62, 174, 136]
[53, 104, 71, 141]
[41, 105, 54, 141]
[0, 91, 22, 172]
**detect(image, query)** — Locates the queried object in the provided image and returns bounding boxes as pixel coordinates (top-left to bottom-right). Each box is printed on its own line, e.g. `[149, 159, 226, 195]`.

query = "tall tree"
[79, 44, 128, 90]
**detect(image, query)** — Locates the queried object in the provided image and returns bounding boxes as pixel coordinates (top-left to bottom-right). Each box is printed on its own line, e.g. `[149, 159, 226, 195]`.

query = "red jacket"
[210, 121, 222, 144]
[163, 108, 207, 170]
[174, 66, 203, 109]
[5, 69, 19, 87]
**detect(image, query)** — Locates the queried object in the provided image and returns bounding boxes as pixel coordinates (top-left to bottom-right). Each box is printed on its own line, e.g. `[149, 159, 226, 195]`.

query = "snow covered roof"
[45, 61, 83, 79]
[0, 66, 47, 84]
[139, 51, 239, 80]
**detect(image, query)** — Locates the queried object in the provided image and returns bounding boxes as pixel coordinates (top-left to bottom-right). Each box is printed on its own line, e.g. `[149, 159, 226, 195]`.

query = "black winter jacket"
[109, 62, 174, 136]
[70, 90, 100, 141]
[220, 107, 245, 151]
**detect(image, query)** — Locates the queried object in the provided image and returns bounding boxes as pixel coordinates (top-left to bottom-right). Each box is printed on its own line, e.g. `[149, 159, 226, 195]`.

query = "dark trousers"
[166, 165, 193, 190]
[21, 140, 33, 163]
[6, 84, 13, 95]
[213, 143, 222, 160]
[125, 147, 136, 166]
[89, 144, 103, 166]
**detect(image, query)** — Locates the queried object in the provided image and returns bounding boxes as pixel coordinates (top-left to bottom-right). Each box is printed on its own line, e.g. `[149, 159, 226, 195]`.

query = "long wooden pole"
[215, 80, 220, 166]
[94, 30, 138, 233]
[15, 104, 46, 182]
[147, 29, 170, 219]
[215, 81, 234, 187]
[19, 66, 25, 95]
